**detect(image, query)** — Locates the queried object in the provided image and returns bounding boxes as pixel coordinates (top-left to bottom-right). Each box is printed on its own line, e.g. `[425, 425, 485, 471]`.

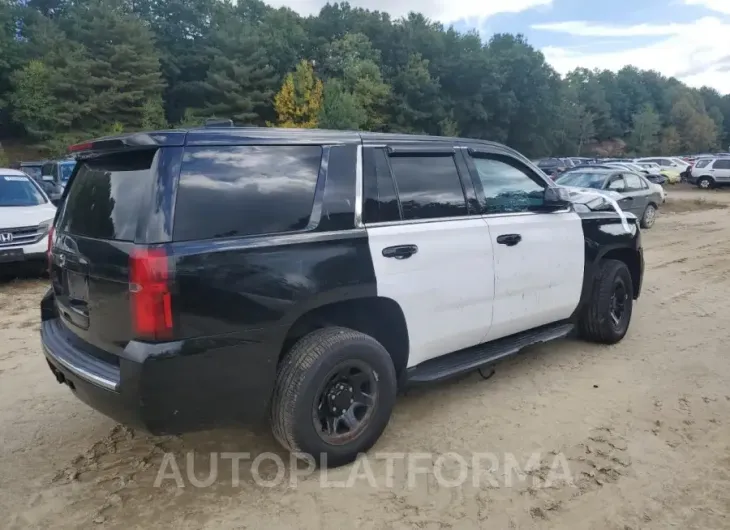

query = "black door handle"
[496, 234, 522, 246]
[382, 245, 418, 259]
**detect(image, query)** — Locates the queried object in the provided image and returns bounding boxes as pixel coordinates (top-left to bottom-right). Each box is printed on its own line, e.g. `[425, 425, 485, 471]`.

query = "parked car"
[15, 160, 45, 181]
[0, 169, 56, 269]
[555, 169, 662, 228]
[633, 157, 688, 184]
[604, 162, 666, 185]
[688, 157, 730, 189]
[40, 159, 76, 204]
[535, 157, 568, 178]
[41, 127, 644, 467]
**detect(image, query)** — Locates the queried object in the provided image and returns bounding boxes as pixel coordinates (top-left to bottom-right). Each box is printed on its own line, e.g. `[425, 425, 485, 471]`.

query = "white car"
[0, 169, 56, 267]
[633, 157, 689, 170]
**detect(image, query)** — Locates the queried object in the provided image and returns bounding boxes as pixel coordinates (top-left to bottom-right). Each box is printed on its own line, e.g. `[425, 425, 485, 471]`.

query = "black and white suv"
[41, 128, 644, 467]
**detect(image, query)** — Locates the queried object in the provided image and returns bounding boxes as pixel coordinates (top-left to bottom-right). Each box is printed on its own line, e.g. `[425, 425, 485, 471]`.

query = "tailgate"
[50, 149, 158, 354]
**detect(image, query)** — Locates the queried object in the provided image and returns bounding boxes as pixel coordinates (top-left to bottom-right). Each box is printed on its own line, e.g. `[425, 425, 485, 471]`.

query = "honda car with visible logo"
[0, 168, 57, 268]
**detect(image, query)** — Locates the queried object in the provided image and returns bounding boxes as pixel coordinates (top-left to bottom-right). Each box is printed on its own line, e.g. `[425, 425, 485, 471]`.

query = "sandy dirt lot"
[2, 188, 730, 530]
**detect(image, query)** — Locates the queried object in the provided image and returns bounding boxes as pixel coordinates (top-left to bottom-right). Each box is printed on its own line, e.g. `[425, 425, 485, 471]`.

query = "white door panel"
[484, 212, 584, 341]
[367, 219, 495, 368]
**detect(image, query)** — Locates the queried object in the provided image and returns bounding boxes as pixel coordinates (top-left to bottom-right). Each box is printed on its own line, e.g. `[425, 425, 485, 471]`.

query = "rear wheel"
[270, 327, 397, 468]
[698, 177, 714, 190]
[579, 259, 634, 344]
[640, 204, 657, 229]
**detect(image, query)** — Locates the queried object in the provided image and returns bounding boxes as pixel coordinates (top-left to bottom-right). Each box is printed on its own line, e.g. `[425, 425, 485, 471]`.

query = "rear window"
[57, 150, 157, 241]
[173, 145, 322, 241]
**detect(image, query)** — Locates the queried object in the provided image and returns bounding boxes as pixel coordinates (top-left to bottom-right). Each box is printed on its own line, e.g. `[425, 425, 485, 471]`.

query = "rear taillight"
[47, 225, 55, 275]
[129, 248, 173, 340]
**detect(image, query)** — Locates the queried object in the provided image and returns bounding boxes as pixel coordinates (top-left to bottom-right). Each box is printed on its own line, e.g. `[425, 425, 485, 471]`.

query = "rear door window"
[387, 154, 467, 220]
[173, 145, 322, 241]
[713, 159, 730, 170]
[624, 174, 643, 191]
[363, 147, 400, 223]
[57, 149, 157, 241]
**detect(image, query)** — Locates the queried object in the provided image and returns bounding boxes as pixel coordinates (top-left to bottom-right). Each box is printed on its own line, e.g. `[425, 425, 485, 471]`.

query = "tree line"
[1, 0, 729, 159]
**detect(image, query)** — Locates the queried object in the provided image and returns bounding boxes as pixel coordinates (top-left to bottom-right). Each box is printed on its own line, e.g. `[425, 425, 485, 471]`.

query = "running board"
[406, 322, 574, 385]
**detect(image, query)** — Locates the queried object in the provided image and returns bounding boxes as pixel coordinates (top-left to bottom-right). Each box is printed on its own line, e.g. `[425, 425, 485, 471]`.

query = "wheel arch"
[280, 295, 410, 381]
[599, 247, 642, 299]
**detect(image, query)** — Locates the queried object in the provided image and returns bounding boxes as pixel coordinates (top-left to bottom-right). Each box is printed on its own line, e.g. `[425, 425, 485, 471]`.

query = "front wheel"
[640, 204, 657, 229]
[697, 177, 714, 190]
[579, 259, 634, 344]
[270, 327, 397, 468]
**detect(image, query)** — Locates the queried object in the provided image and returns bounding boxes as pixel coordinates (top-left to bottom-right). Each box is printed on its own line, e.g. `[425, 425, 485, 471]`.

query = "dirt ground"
[2, 187, 730, 530]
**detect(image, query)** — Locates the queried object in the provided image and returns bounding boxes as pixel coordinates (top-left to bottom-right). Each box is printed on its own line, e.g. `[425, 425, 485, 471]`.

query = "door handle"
[621, 196, 633, 201]
[382, 245, 418, 259]
[496, 234, 522, 246]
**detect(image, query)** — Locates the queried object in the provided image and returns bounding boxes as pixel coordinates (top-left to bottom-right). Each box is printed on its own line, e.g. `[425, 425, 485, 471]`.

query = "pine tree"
[319, 78, 366, 130]
[272, 60, 323, 128]
[199, 22, 277, 125]
[62, 0, 165, 132]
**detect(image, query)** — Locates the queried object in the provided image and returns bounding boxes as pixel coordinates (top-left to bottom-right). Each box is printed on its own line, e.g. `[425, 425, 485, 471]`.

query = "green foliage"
[629, 105, 661, 155]
[199, 18, 277, 125]
[319, 79, 367, 130]
[0, 0, 729, 157]
[272, 60, 323, 128]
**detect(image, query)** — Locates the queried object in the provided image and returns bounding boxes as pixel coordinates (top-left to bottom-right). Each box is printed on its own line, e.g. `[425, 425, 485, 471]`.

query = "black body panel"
[171, 230, 377, 339]
[574, 211, 644, 316]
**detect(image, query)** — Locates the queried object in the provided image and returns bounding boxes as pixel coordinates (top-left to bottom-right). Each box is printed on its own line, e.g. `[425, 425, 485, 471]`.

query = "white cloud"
[533, 17, 730, 93]
[265, 0, 552, 24]
[684, 0, 730, 14]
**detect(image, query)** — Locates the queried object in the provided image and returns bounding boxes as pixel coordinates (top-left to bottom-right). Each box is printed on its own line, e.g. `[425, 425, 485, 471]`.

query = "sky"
[265, 0, 730, 94]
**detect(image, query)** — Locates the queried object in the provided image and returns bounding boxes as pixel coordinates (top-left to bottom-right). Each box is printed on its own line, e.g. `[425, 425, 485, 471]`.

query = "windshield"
[60, 161, 75, 182]
[555, 172, 607, 189]
[0, 174, 47, 206]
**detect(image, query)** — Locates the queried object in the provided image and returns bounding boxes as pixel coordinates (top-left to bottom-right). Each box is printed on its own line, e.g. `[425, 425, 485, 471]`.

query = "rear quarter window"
[173, 145, 322, 241]
[694, 159, 711, 168]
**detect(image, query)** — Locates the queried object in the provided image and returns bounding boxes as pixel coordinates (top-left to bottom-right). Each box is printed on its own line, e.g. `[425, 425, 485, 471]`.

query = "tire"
[579, 259, 634, 345]
[640, 203, 657, 229]
[697, 177, 714, 190]
[270, 326, 397, 468]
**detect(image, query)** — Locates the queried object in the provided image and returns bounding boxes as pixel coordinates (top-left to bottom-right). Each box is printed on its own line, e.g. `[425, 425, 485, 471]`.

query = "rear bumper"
[41, 316, 282, 435]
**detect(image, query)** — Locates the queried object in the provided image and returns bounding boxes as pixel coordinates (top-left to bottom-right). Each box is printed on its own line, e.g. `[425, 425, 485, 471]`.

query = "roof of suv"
[69, 127, 527, 159]
[72, 127, 506, 147]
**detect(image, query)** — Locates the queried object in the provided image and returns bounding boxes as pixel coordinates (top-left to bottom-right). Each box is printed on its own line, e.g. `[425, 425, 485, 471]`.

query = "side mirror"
[543, 186, 572, 208]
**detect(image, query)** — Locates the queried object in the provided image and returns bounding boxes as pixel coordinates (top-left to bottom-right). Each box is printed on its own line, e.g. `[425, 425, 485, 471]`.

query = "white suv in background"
[689, 157, 730, 189]
[0, 169, 56, 267]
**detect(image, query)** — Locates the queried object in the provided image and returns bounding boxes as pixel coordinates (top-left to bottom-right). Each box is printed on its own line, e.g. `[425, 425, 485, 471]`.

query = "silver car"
[689, 157, 730, 189]
[554, 169, 663, 228]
